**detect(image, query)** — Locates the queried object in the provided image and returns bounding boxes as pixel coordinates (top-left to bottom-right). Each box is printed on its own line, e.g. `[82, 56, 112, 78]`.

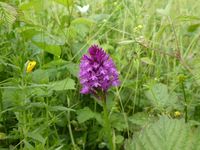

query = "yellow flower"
[174, 111, 181, 117]
[26, 60, 36, 73]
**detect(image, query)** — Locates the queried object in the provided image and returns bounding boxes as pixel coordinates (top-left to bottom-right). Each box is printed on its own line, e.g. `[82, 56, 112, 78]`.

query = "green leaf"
[48, 78, 75, 91]
[71, 18, 95, 27]
[145, 83, 178, 110]
[54, 0, 74, 7]
[156, 0, 172, 16]
[23, 140, 35, 150]
[32, 33, 65, 45]
[19, 0, 48, 12]
[128, 112, 149, 126]
[76, 107, 102, 124]
[48, 106, 75, 112]
[110, 113, 128, 131]
[2, 88, 25, 108]
[0, 2, 17, 27]
[33, 42, 61, 57]
[115, 135, 124, 144]
[141, 57, 155, 65]
[27, 132, 46, 145]
[187, 23, 200, 32]
[32, 69, 49, 84]
[125, 116, 195, 150]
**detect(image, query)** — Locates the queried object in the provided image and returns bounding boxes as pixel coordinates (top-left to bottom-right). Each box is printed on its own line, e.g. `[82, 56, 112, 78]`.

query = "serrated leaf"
[128, 112, 149, 126]
[32, 69, 49, 84]
[76, 107, 95, 123]
[145, 83, 178, 110]
[0, 2, 17, 28]
[110, 113, 128, 131]
[126, 116, 194, 150]
[48, 78, 75, 91]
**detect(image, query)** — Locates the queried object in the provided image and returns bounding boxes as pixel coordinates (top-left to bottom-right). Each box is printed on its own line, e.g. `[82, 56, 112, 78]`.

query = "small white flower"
[77, 4, 89, 14]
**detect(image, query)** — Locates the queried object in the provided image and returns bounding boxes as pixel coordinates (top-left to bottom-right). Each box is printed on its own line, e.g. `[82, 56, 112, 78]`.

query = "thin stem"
[102, 94, 114, 150]
[181, 82, 188, 123]
[67, 97, 76, 149]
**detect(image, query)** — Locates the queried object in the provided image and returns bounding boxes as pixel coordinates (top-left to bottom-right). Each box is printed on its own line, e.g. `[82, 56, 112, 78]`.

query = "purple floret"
[79, 45, 120, 94]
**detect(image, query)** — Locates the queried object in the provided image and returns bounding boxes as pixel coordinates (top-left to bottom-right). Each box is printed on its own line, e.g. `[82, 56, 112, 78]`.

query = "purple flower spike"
[79, 45, 120, 94]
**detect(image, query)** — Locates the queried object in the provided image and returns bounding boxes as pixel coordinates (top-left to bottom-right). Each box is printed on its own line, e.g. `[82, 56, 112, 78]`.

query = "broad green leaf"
[145, 83, 178, 110]
[0, 2, 17, 26]
[76, 107, 102, 124]
[32, 69, 49, 84]
[126, 116, 200, 150]
[115, 135, 124, 144]
[2, 88, 26, 108]
[110, 113, 128, 131]
[33, 42, 61, 56]
[48, 78, 75, 91]
[65, 62, 79, 77]
[76, 107, 95, 124]
[128, 112, 149, 126]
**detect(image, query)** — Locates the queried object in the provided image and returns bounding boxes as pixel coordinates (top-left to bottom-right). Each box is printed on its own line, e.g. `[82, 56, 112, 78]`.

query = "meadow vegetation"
[0, 0, 200, 149]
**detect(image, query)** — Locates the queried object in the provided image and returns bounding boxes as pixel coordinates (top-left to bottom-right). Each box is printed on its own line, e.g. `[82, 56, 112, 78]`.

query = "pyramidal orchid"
[79, 45, 120, 96]
[79, 45, 119, 149]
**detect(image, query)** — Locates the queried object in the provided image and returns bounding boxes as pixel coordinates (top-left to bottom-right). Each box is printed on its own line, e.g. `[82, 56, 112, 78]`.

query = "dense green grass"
[0, 0, 200, 149]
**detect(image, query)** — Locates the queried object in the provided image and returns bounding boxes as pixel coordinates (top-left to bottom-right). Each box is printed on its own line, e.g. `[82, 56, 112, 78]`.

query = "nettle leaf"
[31, 69, 49, 84]
[145, 83, 178, 110]
[110, 113, 128, 131]
[128, 112, 149, 126]
[76, 107, 102, 124]
[125, 116, 200, 150]
[48, 78, 75, 91]
[0, 2, 17, 26]
[2, 88, 26, 108]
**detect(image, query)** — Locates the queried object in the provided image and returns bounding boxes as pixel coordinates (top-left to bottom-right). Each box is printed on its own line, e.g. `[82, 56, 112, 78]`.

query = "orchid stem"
[102, 94, 114, 150]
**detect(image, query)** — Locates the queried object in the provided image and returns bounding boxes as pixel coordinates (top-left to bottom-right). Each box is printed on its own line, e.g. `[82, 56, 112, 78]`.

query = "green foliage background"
[0, 0, 200, 149]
